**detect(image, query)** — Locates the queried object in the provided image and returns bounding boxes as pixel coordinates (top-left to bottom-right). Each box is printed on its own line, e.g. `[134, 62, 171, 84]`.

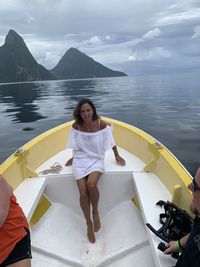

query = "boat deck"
[32, 173, 154, 267]
[22, 147, 176, 266]
[31, 200, 153, 267]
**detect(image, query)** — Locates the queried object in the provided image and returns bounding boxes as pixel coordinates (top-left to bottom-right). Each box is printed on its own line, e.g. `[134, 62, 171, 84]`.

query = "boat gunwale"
[0, 117, 192, 195]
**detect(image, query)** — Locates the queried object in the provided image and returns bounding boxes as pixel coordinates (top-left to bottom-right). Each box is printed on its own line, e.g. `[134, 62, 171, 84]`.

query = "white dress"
[67, 126, 115, 180]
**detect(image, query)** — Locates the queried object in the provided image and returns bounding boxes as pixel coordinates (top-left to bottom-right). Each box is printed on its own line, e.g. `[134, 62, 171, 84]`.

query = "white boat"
[0, 117, 192, 267]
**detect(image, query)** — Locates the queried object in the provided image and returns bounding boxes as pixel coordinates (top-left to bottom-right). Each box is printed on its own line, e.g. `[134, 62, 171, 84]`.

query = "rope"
[39, 162, 63, 175]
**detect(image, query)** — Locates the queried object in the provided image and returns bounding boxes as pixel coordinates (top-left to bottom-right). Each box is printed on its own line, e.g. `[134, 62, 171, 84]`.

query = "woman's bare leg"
[76, 177, 95, 243]
[7, 258, 31, 267]
[87, 172, 102, 232]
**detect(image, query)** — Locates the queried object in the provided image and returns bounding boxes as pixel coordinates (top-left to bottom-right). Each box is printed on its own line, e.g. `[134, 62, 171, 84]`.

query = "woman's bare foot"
[93, 211, 101, 232]
[87, 223, 95, 243]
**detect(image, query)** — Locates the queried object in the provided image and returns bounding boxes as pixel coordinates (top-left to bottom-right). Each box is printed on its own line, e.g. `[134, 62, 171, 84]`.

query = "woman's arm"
[0, 175, 12, 227]
[112, 145, 126, 166]
[101, 119, 126, 166]
[65, 157, 73, 166]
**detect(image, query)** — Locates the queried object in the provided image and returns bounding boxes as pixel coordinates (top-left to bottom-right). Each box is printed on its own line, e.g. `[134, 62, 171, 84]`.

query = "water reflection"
[0, 73, 200, 176]
[0, 79, 109, 123]
[0, 83, 45, 123]
[60, 79, 109, 110]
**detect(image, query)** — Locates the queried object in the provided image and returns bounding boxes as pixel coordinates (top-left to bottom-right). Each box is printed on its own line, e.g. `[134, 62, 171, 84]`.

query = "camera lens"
[157, 242, 167, 252]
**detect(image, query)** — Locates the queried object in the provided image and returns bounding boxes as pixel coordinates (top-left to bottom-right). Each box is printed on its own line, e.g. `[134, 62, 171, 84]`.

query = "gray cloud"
[0, 0, 199, 74]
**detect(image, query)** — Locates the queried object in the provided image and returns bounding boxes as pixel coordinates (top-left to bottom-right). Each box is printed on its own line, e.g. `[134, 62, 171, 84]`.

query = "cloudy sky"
[0, 0, 200, 75]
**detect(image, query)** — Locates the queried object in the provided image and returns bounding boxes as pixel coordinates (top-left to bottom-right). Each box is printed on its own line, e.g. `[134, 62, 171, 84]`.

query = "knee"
[87, 181, 96, 191]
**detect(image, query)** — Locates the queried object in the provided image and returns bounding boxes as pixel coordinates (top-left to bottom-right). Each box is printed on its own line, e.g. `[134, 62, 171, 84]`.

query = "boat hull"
[0, 117, 192, 212]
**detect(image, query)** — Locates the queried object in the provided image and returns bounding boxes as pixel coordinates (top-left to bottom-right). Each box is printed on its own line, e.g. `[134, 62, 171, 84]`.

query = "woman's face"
[80, 103, 94, 122]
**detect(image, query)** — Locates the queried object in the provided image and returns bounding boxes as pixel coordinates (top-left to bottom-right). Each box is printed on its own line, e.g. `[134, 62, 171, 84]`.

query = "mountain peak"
[65, 47, 84, 57]
[52, 47, 127, 79]
[5, 29, 24, 45]
[67, 47, 80, 53]
[0, 30, 54, 82]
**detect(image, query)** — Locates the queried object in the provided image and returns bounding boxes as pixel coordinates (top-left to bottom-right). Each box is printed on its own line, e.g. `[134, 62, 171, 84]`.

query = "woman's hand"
[65, 157, 73, 166]
[115, 155, 126, 166]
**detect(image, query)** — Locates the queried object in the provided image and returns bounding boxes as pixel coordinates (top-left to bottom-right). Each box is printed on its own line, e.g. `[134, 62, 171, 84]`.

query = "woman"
[66, 98, 125, 243]
[0, 175, 31, 267]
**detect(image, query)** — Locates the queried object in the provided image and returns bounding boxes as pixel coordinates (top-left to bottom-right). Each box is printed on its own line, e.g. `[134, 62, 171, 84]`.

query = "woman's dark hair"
[73, 98, 99, 124]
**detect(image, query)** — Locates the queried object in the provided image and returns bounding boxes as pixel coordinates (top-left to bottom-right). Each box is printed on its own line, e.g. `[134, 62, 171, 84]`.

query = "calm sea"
[0, 71, 200, 176]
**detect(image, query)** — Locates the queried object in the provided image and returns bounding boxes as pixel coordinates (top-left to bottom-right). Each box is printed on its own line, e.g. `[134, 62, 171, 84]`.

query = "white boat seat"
[14, 177, 47, 222]
[132, 172, 176, 267]
[36, 147, 145, 176]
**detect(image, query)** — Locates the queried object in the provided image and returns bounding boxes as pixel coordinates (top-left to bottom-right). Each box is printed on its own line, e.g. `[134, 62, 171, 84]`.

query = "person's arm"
[112, 145, 126, 166]
[164, 233, 190, 254]
[100, 119, 125, 166]
[0, 175, 12, 227]
[65, 157, 73, 166]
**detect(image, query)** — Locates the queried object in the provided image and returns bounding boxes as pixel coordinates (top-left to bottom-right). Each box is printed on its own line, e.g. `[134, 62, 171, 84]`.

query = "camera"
[157, 242, 167, 252]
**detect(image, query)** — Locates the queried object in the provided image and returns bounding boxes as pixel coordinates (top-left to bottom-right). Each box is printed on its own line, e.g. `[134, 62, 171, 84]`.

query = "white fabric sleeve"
[67, 128, 76, 149]
[103, 126, 116, 151]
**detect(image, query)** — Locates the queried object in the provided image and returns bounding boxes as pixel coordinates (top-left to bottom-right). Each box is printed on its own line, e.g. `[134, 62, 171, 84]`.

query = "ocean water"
[0, 71, 200, 176]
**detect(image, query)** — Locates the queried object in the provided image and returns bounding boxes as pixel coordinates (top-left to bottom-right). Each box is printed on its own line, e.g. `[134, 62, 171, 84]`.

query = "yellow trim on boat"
[0, 121, 73, 188]
[30, 195, 51, 227]
[105, 117, 192, 212]
[0, 117, 192, 212]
